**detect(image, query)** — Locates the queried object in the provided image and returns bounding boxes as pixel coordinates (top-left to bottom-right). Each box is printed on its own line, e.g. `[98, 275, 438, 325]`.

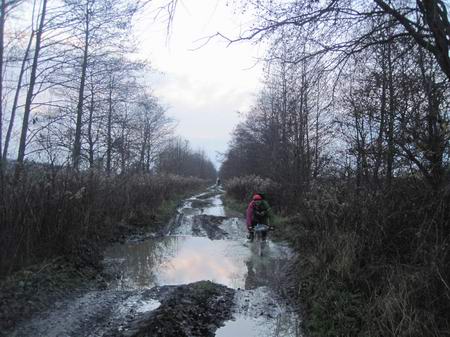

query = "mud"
[192, 214, 228, 239]
[190, 199, 211, 209]
[118, 281, 234, 337]
[6, 186, 302, 337]
[11, 281, 234, 337]
[0, 257, 107, 336]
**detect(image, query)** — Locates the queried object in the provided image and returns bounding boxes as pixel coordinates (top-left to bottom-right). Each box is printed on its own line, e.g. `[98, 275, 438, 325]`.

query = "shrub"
[223, 171, 450, 337]
[245, 178, 450, 337]
[0, 166, 207, 277]
[224, 175, 282, 208]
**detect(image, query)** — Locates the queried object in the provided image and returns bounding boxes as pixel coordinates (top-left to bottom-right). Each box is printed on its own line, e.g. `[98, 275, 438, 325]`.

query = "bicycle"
[253, 223, 270, 256]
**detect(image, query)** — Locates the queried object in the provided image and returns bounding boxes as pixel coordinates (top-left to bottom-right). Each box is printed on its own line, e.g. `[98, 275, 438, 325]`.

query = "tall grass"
[223, 175, 450, 337]
[0, 165, 207, 277]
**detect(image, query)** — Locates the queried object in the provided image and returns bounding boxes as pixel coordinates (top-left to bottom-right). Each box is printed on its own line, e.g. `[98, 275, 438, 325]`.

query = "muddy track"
[9, 186, 301, 337]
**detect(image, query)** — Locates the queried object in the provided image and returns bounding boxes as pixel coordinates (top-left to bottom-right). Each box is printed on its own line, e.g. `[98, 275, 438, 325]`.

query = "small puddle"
[217, 317, 268, 336]
[117, 296, 161, 315]
[215, 287, 302, 337]
[202, 194, 225, 216]
[217, 314, 301, 337]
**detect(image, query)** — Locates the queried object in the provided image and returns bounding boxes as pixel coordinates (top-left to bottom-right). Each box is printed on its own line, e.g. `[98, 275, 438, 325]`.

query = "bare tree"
[0, 0, 25, 166]
[2, 30, 34, 162]
[158, 138, 216, 179]
[226, 1, 449, 81]
[65, 0, 139, 169]
[16, 0, 48, 178]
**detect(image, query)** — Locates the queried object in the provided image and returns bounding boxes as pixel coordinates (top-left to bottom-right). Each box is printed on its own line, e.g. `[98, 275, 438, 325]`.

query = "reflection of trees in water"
[108, 236, 182, 289]
[270, 310, 302, 337]
[243, 250, 302, 337]
[244, 250, 291, 292]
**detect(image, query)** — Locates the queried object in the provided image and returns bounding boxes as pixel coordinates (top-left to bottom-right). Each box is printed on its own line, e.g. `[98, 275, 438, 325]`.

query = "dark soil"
[190, 199, 211, 209]
[0, 218, 176, 335]
[0, 257, 108, 336]
[111, 281, 235, 337]
[192, 214, 228, 239]
[0, 193, 192, 335]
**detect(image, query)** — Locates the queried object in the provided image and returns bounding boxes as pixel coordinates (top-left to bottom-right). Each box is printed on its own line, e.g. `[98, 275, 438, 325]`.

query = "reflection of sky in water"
[136, 299, 161, 313]
[217, 314, 301, 337]
[105, 235, 293, 291]
[105, 236, 251, 289]
[216, 318, 268, 337]
[103, 188, 301, 336]
[158, 237, 249, 287]
[202, 194, 225, 216]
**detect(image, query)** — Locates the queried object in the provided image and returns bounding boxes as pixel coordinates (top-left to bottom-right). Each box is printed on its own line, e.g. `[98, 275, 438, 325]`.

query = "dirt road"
[10, 187, 302, 337]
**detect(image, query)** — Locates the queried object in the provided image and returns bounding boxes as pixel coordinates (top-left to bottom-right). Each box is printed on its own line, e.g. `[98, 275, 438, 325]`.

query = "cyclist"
[246, 193, 273, 242]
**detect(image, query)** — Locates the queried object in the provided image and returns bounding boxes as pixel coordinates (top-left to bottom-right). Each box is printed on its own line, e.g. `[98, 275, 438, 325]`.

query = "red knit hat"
[253, 194, 263, 201]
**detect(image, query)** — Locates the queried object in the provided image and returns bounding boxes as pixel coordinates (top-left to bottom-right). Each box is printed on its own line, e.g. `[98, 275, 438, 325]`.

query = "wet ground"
[10, 187, 302, 337]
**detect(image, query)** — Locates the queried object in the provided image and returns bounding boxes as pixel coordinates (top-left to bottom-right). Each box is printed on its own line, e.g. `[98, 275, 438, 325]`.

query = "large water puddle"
[103, 187, 302, 336]
[105, 235, 292, 291]
[105, 236, 249, 289]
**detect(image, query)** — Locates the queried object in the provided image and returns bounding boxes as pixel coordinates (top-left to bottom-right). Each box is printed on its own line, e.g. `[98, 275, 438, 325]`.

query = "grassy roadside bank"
[0, 170, 209, 333]
[222, 176, 450, 337]
[222, 190, 372, 336]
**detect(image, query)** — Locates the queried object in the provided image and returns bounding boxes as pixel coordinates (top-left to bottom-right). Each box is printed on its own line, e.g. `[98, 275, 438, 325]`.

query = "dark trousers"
[248, 225, 267, 241]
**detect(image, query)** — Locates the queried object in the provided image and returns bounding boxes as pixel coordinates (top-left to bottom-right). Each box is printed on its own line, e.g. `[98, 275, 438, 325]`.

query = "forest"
[0, 0, 216, 277]
[220, 1, 450, 336]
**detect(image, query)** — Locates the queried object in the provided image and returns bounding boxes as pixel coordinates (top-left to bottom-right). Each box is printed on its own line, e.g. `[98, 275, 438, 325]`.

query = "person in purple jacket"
[246, 193, 273, 242]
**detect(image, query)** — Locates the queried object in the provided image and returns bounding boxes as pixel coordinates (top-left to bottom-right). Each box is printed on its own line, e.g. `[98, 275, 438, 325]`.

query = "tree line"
[0, 0, 215, 180]
[0, 0, 216, 278]
[221, 1, 449, 336]
[222, 0, 449, 194]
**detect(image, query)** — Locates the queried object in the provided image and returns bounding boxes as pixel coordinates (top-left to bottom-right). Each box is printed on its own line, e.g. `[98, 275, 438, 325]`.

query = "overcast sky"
[134, 0, 265, 168]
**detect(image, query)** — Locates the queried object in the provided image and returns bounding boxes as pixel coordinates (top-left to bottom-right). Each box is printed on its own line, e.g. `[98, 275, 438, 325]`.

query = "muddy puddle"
[11, 187, 302, 337]
[105, 236, 293, 291]
[105, 236, 250, 289]
[104, 187, 302, 336]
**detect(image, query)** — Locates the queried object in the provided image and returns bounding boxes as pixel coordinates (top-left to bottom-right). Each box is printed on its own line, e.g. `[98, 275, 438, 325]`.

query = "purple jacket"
[246, 200, 255, 229]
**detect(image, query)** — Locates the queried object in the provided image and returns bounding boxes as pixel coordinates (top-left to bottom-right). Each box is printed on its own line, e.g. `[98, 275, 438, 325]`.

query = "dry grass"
[0, 166, 207, 277]
[226, 176, 450, 337]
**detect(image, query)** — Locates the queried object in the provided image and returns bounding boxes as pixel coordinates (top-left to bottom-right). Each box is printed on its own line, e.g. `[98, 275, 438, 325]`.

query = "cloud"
[135, 0, 264, 166]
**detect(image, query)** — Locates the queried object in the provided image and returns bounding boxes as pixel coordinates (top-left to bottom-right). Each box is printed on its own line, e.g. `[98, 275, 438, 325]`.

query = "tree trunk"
[139, 126, 148, 173]
[3, 31, 34, 162]
[386, 40, 395, 186]
[304, 80, 311, 189]
[313, 78, 320, 179]
[374, 47, 389, 187]
[0, 0, 6, 166]
[72, 3, 90, 170]
[106, 80, 113, 174]
[120, 106, 128, 173]
[16, 0, 48, 177]
[87, 88, 95, 168]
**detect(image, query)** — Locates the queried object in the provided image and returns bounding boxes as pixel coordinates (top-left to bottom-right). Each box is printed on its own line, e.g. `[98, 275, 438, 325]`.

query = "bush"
[0, 166, 207, 277]
[222, 171, 450, 337]
[224, 175, 282, 208]
[239, 178, 450, 337]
